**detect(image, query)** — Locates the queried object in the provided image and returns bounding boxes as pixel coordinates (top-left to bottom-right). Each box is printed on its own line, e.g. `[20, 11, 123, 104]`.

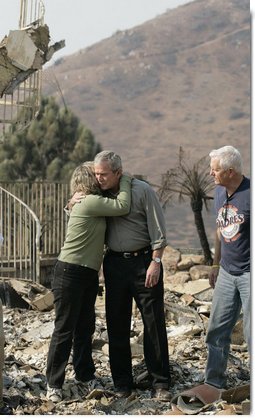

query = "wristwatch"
[152, 257, 161, 263]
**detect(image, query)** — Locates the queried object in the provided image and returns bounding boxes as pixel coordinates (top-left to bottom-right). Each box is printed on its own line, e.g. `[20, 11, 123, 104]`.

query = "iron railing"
[0, 186, 41, 282]
[0, 181, 69, 257]
[0, 182, 70, 283]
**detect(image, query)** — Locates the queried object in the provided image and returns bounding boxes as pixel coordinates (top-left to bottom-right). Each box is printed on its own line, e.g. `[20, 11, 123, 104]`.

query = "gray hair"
[94, 150, 122, 172]
[209, 145, 243, 174]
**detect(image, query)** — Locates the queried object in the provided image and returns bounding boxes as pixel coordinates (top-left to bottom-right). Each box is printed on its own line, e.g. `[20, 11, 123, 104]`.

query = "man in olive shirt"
[94, 151, 171, 401]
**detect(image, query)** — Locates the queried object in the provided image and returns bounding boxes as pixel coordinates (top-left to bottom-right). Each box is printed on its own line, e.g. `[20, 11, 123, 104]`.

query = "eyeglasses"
[221, 198, 228, 223]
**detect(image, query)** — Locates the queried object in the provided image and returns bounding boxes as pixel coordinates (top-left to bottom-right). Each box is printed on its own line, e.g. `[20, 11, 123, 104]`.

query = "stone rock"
[167, 279, 211, 295]
[164, 271, 190, 289]
[197, 303, 212, 314]
[162, 246, 181, 273]
[101, 343, 109, 356]
[167, 324, 202, 337]
[194, 287, 213, 302]
[189, 264, 211, 280]
[180, 294, 195, 306]
[177, 254, 205, 270]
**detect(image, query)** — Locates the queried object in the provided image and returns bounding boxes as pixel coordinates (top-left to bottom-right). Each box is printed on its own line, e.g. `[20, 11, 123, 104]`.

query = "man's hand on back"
[67, 192, 86, 211]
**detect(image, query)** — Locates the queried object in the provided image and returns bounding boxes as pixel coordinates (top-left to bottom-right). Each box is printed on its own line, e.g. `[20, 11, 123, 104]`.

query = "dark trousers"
[103, 251, 170, 390]
[46, 260, 99, 388]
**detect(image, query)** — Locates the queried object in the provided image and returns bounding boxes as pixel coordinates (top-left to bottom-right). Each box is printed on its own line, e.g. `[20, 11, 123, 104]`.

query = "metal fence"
[0, 181, 69, 282]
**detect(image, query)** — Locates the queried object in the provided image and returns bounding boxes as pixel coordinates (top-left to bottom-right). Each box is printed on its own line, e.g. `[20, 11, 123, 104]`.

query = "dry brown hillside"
[42, 0, 250, 248]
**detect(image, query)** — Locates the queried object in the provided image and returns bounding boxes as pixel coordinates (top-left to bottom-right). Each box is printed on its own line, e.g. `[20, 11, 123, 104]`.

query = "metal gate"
[0, 185, 41, 282]
[0, 181, 69, 283]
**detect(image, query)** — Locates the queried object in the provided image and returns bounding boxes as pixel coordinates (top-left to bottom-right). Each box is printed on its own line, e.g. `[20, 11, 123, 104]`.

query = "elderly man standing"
[94, 150, 171, 401]
[205, 145, 250, 390]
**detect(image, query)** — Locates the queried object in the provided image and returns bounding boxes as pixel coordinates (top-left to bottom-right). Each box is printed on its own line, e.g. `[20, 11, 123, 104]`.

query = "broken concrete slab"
[197, 303, 212, 314]
[193, 287, 213, 302]
[177, 254, 205, 270]
[167, 278, 211, 295]
[180, 293, 195, 306]
[0, 280, 30, 309]
[0, 25, 65, 97]
[189, 264, 211, 280]
[167, 324, 203, 337]
[0, 279, 54, 311]
[164, 271, 190, 289]
[5, 30, 38, 71]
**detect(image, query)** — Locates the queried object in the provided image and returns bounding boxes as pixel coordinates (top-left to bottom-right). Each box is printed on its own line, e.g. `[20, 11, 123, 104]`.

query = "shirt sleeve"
[80, 175, 131, 216]
[143, 184, 168, 249]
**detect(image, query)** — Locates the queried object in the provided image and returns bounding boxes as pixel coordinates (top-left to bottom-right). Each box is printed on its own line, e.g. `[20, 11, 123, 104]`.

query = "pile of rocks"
[1, 246, 249, 415]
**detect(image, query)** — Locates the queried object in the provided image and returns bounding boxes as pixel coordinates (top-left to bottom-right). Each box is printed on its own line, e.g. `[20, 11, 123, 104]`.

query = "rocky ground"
[1, 247, 250, 415]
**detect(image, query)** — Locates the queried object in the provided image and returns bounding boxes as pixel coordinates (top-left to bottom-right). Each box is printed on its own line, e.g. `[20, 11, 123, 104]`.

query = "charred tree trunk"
[191, 198, 213, 265]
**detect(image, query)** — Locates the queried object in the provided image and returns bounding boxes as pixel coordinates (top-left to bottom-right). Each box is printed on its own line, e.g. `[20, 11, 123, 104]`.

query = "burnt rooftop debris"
[0, 24, 65, 97]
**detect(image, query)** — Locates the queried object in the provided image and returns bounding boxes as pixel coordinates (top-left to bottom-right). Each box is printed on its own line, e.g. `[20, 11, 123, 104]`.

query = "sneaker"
[46, 385, 63, 403]
[75, 378, 104, 392]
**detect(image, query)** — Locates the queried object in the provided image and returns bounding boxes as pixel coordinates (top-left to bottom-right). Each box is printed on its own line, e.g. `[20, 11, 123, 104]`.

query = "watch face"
[154, 257, 161, 263]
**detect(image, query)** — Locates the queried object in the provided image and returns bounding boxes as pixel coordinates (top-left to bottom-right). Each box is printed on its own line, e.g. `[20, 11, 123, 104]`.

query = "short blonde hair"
[70, 161, 101, 195]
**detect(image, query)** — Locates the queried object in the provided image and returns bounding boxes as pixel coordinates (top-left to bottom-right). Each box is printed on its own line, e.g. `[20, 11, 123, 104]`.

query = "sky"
[1, 0, 195, 63]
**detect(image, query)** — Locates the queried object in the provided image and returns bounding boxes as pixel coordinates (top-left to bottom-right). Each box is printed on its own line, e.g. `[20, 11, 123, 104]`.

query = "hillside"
[42, 0, 250, 247]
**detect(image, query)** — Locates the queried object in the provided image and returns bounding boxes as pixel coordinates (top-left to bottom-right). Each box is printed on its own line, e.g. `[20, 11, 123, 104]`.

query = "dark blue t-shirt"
[214, 176, 250, 275]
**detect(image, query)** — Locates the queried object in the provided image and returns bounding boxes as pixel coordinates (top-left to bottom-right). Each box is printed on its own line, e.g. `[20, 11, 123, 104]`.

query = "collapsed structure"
[0, 0, 65, 139]
[0, 24, 64, 97]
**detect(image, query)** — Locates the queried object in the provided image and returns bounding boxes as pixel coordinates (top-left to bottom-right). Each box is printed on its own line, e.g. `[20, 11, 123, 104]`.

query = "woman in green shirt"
[46, 162, 131, 403]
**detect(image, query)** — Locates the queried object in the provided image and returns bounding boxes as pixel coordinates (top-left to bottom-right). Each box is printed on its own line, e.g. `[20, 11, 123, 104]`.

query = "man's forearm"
[151, 247, 165, 264]
[152, 247, 165, 260]
[212, 229, 221, 265]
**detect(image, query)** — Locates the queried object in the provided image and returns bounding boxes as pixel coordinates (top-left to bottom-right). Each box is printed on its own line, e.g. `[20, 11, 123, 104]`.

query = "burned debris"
[1, 247, 250, 415]
[0, 24, 65, 97]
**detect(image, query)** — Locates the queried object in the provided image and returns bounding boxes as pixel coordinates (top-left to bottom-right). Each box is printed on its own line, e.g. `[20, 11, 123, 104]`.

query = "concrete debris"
[0, 279, 54, 311]
[0, 24, 65, 97]
[168, 278, 211, 295]
[1, 247, 250, 415]
[177, 254, 204, 270]
[189, 264, 211, 280]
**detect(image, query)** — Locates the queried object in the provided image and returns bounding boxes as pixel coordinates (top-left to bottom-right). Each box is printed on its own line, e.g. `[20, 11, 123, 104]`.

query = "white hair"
[209, 145, 243, 174]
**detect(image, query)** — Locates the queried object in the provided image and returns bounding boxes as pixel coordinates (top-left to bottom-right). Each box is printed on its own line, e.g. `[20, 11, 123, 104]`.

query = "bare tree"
[157, 147, 214, 264]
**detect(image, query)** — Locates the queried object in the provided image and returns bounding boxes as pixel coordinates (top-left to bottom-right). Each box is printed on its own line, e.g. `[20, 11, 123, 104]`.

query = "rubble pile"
[1, 247, 250, 415]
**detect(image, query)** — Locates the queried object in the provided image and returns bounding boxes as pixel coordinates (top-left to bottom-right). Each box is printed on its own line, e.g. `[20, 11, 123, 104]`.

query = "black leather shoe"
[0, 404, 14, 415]
[114, 387, 132, 398]
[152, 388, 172, 402]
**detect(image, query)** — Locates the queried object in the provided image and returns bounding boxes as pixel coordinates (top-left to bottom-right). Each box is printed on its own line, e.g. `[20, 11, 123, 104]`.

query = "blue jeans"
[46, 260, 99, 388]
[205, 267, 250, 389]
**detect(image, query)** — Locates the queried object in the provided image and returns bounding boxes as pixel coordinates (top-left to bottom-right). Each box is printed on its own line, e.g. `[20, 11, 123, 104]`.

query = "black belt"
[107, 246, 151, 258]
